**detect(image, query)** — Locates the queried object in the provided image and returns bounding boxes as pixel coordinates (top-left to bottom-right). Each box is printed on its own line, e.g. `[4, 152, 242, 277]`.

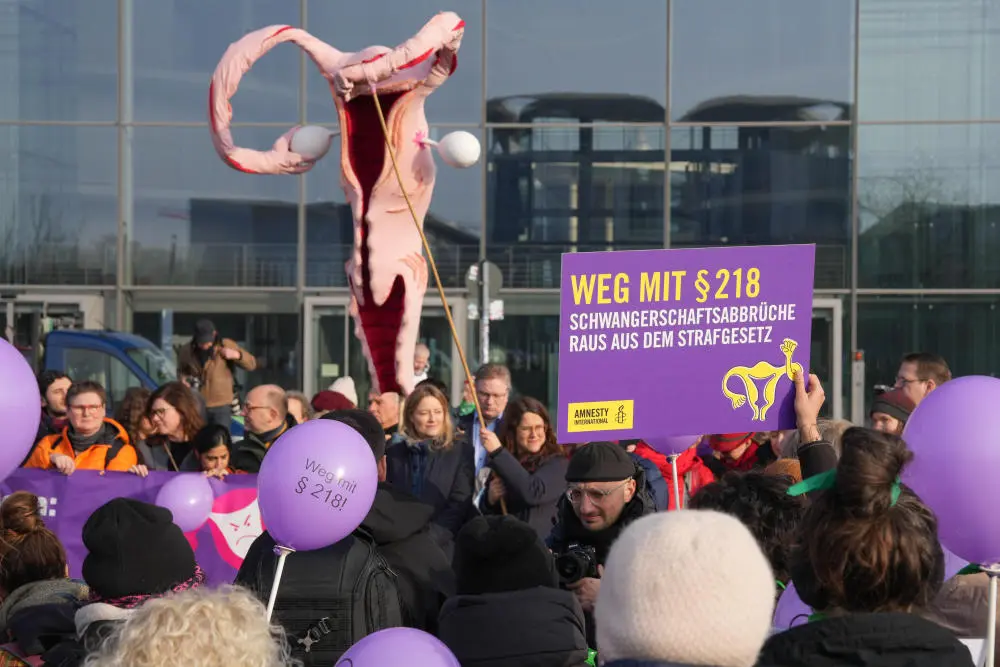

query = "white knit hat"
[328, 377, 358, 407]
[596, 510, 775, 667]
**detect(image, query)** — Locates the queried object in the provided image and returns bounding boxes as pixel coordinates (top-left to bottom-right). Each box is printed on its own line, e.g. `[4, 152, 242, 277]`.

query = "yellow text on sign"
[566, 400, 635, 433]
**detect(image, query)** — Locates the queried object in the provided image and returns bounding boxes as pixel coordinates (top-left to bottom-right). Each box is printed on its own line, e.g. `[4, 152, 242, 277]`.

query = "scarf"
[89, 566, 205, 610]
[406, 441, 430, 499]
[66, 424, 112, 455]
[720, 441, 760, 472]
[0, 579, 89, 637]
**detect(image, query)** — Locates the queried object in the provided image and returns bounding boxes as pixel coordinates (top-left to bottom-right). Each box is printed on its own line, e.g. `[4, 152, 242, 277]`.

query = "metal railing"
[0, 241, 850, 290]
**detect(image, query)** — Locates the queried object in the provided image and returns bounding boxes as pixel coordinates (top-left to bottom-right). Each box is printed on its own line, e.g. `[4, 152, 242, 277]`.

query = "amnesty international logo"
[567, 400, 634, 433]
[722, 338, 803, 422]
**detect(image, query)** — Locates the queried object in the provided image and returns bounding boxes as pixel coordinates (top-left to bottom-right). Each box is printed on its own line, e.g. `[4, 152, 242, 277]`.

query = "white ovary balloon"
[290, 125, 334, 162]
[435, 131, 481, 168]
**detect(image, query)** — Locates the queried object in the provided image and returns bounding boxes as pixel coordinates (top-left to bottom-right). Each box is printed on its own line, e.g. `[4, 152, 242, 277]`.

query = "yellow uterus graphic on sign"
[722, 339, 803, 422]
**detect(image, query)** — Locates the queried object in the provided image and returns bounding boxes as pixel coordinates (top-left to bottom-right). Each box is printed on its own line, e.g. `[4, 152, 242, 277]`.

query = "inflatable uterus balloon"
[209, 13, 466, 395]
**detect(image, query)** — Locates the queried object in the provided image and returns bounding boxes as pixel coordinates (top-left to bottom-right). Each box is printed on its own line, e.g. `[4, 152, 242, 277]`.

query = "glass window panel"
[131, 126, 299, 287]
[857, 124, 1000, 288]
[306, 126, 483, 287]
[0, 1, 118, 121]
[488, 314, 560, 413]
[487, 125, 665, 288]
[669, 125, 850, 288]
[0, 125, 117, 286]
[486, 0, 667, 123]
[859, 0, 1000, 121]
[671, 0, 854, 122]
[858, 297, 1000, 409]
[134, 1, 300, 123]
[307, 0, 483, 124]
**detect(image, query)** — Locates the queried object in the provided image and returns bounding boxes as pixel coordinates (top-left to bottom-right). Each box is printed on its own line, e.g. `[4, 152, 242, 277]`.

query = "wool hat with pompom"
[596, 510, 775, 667]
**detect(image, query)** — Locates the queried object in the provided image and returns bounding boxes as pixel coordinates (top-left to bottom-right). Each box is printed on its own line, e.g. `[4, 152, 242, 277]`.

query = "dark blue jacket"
[629, 452, 669, 511]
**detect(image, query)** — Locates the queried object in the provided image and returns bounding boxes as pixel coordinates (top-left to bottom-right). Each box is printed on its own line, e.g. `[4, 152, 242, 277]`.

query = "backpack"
[252, 529, 404, 665]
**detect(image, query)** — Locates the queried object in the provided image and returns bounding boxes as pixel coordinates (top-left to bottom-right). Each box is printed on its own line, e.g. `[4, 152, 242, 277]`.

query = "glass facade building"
[2, 0, 998, 420]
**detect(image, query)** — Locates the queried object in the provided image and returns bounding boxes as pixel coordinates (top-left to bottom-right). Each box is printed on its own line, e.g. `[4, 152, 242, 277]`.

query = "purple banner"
[0, 469, 262, 586]
[558, 244, 816, 442]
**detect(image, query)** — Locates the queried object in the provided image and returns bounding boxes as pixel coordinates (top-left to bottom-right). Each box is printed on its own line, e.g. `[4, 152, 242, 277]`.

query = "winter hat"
[454, 515, 557, 595]
[193, 319, 216, 345]
[82, 498, 202, 604]
[764, 458, 803, 484]
[709, 432, 754, 454]
[566, 442, 636, 483]
[328, 377, 358, 407]
[596, 510, 775, 667]
[869, 388, 915, 424]
[321, 409, 387, 459]
[311, 390, 356, 414]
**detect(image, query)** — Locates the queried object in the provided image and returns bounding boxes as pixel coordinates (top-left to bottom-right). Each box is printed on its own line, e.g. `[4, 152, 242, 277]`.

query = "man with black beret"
[546, 442, 656, 648]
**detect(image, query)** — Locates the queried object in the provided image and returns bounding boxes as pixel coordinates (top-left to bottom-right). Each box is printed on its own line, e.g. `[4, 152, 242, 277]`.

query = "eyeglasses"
[566, 480, 630, 506]
[150, 407, 173, 419]
[242, 404, 269, 415]
[894, 376, 925, 386]
[476, 390, 508, 402]
[70, 404, 103, 415]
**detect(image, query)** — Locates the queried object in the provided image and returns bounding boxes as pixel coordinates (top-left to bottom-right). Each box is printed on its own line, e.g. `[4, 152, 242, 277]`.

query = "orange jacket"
[24, 419, 138, 472]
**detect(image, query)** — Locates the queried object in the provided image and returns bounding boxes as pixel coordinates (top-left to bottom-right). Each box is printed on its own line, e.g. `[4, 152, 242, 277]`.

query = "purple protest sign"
[558, 244, 816, 442]
[0, 469, 261, 586]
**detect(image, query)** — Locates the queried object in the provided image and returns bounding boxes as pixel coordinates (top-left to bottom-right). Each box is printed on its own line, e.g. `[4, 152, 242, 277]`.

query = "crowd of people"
[2, 320, 987, 666]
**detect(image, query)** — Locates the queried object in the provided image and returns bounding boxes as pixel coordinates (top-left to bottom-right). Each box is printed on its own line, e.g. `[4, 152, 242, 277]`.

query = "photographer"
[547, 442, 655, 647]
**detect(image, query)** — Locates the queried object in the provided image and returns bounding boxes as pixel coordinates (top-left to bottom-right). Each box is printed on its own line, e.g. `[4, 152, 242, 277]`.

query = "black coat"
[385, 438, 475, 539]
[438, 586, 588, 667]
[235, 482, 454, 635]
[479, 450, 569, 541]
[757, 612, 976, 667]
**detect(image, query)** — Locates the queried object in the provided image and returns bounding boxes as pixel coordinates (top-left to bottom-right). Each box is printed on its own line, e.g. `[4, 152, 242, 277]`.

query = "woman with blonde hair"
[84, 586, 294, 667]
[386, 384, 474, 540]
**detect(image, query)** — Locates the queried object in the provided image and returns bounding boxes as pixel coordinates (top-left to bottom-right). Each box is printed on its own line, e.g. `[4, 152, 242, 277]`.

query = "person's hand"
[480, 428, 502, 454]
[128, 464, 149, 478]
[566, 565, 604, 612]
[50, 454, 76, 476]
[794, 371, 825, 443]
[220, 346, 241, 361]
[487, 476, 505, 505]
[204, 468, 230, 479]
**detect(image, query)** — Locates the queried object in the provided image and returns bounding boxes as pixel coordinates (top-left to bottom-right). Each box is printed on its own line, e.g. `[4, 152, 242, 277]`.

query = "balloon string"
[368, 84, 506, 516]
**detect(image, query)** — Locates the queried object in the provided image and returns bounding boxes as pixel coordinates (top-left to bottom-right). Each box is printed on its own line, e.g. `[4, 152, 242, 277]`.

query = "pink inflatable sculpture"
[208, 13, 464, 396]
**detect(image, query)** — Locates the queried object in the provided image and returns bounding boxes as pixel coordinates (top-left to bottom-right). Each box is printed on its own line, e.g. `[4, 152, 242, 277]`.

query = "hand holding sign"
[336, 628, 459, 667]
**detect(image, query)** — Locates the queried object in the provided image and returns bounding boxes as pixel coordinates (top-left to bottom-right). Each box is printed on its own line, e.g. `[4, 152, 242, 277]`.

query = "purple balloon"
[336, 628, 459, 667]
[772, 582, 811, 630]
[645, 435, 701, 456]
[903, 376, 1000, 565]
[943, 546, 969, 581]
[155, 473, 214, 533]
[257, 420, 377, 552]
[0, 340, 41, 483]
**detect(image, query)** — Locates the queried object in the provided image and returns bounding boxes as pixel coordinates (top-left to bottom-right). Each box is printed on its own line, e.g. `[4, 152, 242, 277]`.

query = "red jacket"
[632, 442, 715, 510]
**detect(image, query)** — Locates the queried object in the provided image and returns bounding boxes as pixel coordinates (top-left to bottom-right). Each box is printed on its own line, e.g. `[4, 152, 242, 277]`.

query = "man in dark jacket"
[231, 384, 294, 473]
[236, 410, 454, 634]
[546, 442, 655, 648]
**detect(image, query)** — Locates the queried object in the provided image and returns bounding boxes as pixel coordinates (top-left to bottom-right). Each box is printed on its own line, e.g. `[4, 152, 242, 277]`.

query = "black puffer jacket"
[439, 586, 588, 667]
[757, 612, 976, 667]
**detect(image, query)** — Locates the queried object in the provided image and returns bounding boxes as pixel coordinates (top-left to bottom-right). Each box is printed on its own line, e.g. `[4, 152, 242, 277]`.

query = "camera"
[555, 544, 599, 585]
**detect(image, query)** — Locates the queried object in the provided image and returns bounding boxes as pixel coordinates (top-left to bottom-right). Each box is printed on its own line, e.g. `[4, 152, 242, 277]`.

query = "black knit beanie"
[82, 498, 198, 600]
[454, 515, 557, 595]
[566, 442, 637, 483]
